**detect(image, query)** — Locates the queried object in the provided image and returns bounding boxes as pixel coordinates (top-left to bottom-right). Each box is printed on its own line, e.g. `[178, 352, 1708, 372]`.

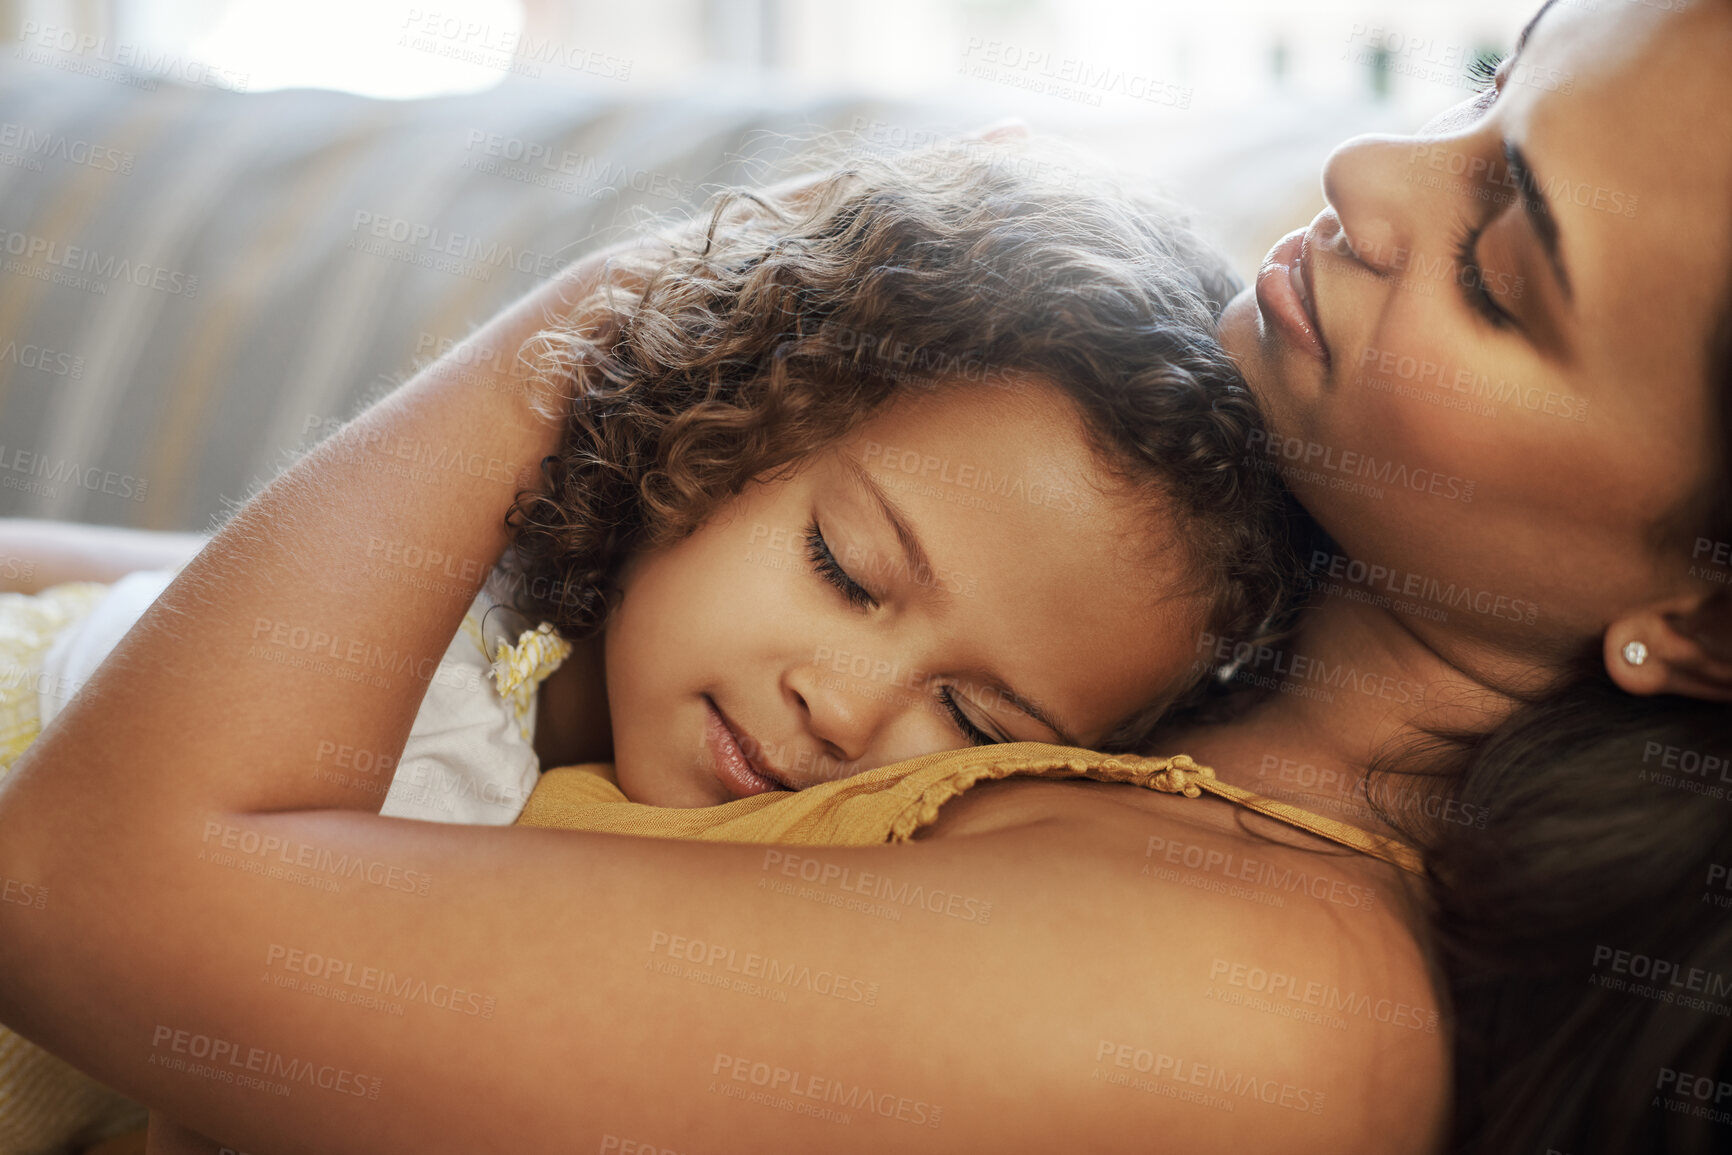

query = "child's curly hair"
[493, 136, 1302, 750]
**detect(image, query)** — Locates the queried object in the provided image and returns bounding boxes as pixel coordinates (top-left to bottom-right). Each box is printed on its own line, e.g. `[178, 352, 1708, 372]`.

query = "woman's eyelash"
[1467, 52, 1503, 91]
[804, 518, 876, 610]
[1451, 217, 1517, 331]
[937, 685, 997, 746]
[1466, 53, 1503, 114]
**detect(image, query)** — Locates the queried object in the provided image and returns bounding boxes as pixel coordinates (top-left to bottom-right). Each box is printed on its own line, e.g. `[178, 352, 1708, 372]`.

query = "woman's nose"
[1320, 128, 1500, 280]
[1320, 133, 1415, 277]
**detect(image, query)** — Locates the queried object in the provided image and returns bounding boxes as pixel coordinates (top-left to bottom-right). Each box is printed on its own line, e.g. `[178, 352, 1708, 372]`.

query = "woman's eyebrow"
[1514, 0, 1563, 60]
[1504, 141, 1573, 304]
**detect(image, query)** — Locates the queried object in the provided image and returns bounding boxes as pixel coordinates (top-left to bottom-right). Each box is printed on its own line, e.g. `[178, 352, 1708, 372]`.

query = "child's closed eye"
[805, 517, 876, 611]
[804, 516, 998, 748]
[937, 685, 997, 746]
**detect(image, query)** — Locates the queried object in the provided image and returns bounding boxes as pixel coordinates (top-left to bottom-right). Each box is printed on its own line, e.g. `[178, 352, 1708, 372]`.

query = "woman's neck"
[1168, 594, 1544, 835]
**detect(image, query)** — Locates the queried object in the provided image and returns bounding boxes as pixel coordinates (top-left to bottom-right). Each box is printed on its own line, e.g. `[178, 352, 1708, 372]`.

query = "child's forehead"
[842, 373, 1080, 453]
[816, 391, 1192, 606]
[832, 376, 1170, 525]
[815, 436, 1202, 746]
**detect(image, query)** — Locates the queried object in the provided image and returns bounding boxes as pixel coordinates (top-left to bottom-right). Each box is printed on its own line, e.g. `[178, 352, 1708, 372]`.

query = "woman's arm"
[0, 518, 209, 594]
[0, 232, 1445, 1154]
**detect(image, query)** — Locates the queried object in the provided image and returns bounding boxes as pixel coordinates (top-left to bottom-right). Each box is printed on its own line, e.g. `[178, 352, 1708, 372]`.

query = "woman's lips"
[1255, 227, 1331, 366]
[704, 697, 788, 800]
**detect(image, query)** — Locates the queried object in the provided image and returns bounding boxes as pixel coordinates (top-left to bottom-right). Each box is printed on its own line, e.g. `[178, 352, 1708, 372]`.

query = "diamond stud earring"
[1622, 640, 1649, 667]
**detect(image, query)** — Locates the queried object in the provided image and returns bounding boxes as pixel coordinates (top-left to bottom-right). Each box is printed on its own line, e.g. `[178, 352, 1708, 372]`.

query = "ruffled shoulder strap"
[516, 741, 1426, 876]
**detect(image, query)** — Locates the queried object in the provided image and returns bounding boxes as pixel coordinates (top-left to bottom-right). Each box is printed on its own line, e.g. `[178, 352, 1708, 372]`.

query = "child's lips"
[704, 696, 790, 799]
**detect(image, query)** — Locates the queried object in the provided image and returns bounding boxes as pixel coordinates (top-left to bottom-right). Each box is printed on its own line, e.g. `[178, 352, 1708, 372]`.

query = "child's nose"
[783, 662, 874, 771]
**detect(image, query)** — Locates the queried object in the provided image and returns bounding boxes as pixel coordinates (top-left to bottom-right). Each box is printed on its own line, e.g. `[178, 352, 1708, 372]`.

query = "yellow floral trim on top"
[486, 621, 571, 743]
[0, 582, 111, 777]
[0, 580, 152, 1151]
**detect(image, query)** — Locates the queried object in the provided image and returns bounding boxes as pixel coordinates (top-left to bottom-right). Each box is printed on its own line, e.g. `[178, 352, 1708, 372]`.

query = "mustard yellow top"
[515, 741, 1427, 876]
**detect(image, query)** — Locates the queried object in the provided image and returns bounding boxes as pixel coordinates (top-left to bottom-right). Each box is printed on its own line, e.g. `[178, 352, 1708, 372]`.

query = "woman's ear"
[1605, 587, 1732, 702]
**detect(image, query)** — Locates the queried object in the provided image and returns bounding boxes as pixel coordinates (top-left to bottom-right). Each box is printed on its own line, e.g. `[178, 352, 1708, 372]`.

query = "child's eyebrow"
[842, 454, 942, 602]
[948, 663, 1083, 749]
[843, 454, 1082, 748]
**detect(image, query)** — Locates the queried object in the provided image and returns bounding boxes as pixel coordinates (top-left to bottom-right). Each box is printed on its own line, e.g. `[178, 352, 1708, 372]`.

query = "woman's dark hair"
[492, 136, 1305, 742]
[1416, 1, 1732, 1136]
[1155, 139, 1732, 1148]
[1402, 267, 1732, 1152]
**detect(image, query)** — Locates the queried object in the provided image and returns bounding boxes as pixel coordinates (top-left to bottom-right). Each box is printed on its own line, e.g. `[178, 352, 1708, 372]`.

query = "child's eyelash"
[804, 518, 876, 610]
[938, 685, 997, 746]
[803, 516, 994, 746]
[1450, 217, 1516, 331]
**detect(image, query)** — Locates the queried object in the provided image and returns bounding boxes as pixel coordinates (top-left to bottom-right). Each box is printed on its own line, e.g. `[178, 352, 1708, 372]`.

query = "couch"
[0, 54, 1393, 540]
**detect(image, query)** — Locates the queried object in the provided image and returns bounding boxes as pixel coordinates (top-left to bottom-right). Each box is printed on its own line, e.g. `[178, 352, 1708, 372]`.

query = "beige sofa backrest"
[0, 62, 949, 532]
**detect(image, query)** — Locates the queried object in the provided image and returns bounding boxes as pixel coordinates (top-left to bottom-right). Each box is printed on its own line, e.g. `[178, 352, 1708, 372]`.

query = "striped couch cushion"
[0, 61, 959, 532]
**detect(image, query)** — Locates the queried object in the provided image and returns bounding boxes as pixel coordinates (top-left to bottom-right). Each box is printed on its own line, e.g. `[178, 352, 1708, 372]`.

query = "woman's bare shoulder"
[915, 774, 1450, 1151]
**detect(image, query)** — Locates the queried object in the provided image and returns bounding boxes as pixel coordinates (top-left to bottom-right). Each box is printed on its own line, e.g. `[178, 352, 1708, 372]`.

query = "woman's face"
[1220, 0, 1732, 648]
[599, 377, 1210, 807]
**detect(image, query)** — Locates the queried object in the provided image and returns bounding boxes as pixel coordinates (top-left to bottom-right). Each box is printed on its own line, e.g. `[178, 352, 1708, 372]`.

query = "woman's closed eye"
[1452, 216, 1520, 332]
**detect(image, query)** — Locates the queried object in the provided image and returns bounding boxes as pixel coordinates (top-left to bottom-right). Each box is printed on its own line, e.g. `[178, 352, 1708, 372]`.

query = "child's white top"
[34, 567, 570, 826]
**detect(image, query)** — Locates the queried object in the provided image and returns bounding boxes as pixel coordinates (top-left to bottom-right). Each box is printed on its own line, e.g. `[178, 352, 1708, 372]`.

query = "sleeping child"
[0, 135, 1300, 1150]
[8, 134, 1302, 822]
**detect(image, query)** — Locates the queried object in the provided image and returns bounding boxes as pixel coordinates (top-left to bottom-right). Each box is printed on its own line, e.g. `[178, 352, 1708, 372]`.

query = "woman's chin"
[1220, 284, 1325, 432]
[1220, 287, 1281, 405]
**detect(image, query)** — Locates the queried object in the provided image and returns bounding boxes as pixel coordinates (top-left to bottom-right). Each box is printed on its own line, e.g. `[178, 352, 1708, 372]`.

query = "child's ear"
[1605, 587, 1732, 702]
